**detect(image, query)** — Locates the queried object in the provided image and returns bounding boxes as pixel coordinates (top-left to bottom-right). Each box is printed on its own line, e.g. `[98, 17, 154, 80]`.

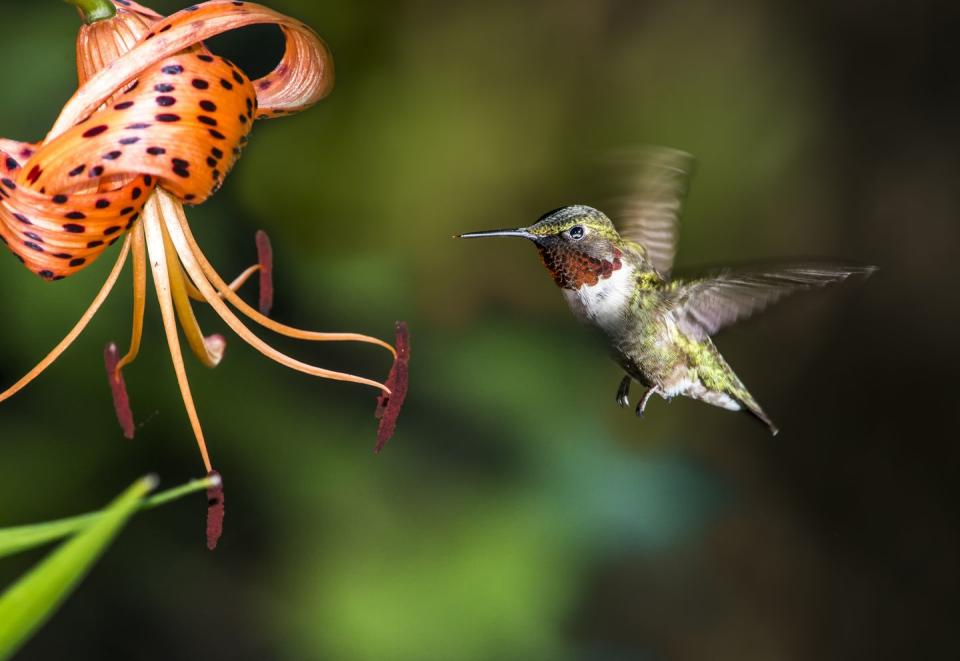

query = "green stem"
[64, 0, 117, 24]
[0, 475, 218, 559]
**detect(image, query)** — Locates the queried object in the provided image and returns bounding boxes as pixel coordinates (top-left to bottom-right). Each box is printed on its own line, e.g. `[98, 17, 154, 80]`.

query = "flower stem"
[64, 0, 116, 24]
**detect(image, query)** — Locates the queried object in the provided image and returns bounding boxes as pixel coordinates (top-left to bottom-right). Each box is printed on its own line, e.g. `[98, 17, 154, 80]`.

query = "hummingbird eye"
[568, 225, 585, 240]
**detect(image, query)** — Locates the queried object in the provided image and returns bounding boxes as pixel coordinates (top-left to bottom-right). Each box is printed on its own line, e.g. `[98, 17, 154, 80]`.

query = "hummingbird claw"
[635, 384, 661, 418]
[616, 375, 631, 408]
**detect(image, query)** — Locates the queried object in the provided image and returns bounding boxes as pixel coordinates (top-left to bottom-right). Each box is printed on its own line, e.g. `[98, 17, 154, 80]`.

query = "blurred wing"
[672, 264, 876, 340]
[612, 146, 695, 278]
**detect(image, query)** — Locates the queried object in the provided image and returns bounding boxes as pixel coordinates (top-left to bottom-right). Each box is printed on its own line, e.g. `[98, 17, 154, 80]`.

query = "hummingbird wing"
[610, 146, 694, 279]
[670, 264, 876, 340]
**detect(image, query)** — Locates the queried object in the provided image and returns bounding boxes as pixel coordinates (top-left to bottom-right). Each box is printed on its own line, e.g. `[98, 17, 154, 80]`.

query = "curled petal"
[0, 152, 153, 279]
[374, 321, 410, 453]
[49, 0, 334, 139]
[23, 52, 255, 206]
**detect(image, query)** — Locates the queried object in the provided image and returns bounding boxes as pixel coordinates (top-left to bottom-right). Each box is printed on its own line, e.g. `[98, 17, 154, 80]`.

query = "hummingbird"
[458, 147, 874, 435]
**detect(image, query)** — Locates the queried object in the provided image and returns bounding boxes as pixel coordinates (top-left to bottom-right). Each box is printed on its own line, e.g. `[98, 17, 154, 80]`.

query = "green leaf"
[0, 514, 101, 561]
[0, 475, 156, 660]
[0, 475, 217, 560]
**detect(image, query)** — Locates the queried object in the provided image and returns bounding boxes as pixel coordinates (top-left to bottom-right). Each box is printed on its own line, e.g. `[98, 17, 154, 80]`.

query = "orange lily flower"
[0, 0, 408, 498]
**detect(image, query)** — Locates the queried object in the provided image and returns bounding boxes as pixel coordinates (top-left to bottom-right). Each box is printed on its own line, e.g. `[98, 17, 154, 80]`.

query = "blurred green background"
[1, 0, 958, 659]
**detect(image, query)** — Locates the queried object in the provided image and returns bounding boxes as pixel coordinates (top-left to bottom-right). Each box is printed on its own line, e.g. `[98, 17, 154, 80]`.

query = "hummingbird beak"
[456, 228, 536, 240]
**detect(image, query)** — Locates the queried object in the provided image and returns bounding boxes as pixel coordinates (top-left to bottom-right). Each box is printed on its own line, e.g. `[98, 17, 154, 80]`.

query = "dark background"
[1, 0, 957, 659]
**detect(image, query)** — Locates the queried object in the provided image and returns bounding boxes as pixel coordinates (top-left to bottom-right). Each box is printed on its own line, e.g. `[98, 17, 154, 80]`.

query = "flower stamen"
[0, 235, 131, 405]
[142, 195, 212, 473]
[158, 189, 391, 393]
[183, 252, 263, 305]
[173, 208, 398, 359]
[256, 229, 274, 315]
[162, 224, 225, 368]
[114, 224, 147, 377]
[103, 342, 136, 439]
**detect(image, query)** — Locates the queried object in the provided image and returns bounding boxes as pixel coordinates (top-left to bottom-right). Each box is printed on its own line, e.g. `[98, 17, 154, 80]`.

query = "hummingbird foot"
[635, 385, 661, 417]
[616, 375, 632, 407]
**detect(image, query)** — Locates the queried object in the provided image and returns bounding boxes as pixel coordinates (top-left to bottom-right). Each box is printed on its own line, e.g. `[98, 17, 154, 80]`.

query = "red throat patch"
[537, 245, 622, 290]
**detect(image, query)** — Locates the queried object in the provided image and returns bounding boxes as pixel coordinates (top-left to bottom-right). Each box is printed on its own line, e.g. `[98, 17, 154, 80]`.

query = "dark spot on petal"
[156, 114, 180, 122]
[162, 64, 184, 75]
[146, 146, 166, 155]
[119, 136, 140, 145]
[65, 211, 86, 220]
[156, 96, 176, 107]
[52, 194, 68, 204]
[114, 101, 134, 110]
[199, 100, 217, 112]
[83, 125, 109, 138]
[68, 165, 85, 177]
[192, 78, 209, 89]
[64, 224, 86, 233]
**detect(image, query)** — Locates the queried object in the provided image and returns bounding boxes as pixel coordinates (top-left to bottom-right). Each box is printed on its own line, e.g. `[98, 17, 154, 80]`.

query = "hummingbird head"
[459, 205, 627, 290]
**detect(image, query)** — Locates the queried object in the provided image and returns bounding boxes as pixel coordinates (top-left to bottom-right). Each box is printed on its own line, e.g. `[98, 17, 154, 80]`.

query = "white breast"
[562, 262, 635, 332]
